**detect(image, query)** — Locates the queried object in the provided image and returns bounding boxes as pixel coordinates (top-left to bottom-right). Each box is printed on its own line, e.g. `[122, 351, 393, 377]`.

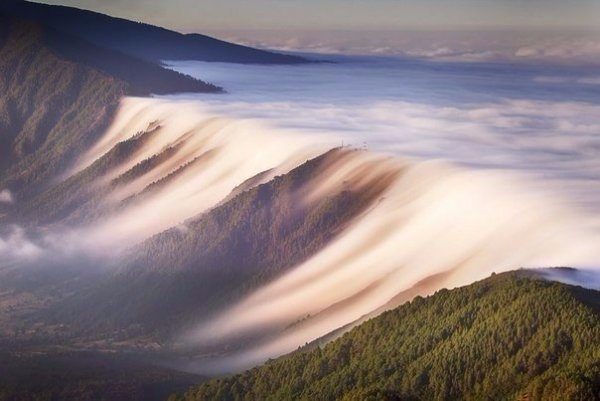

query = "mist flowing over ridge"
[2, 95, 598, 373]
[177, 135, 600, 372]
[1, 1, 600, 399]
[176, 271, 600, 401]
[62, 97, 330, 251]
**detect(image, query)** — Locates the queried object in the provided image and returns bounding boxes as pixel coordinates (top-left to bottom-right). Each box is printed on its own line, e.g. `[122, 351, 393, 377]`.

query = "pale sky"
[36, 0, 600, 32]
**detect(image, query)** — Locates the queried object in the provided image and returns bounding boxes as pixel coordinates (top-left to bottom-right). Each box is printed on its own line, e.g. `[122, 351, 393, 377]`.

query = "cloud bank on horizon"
[208, 29, 600, 65]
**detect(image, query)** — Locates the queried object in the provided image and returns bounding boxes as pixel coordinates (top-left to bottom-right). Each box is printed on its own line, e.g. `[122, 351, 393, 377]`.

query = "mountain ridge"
[174, 270, 600, 401]
[0, 0, 310, 65]
[0, 15, 218, 202]
[37, 149, 394, 341]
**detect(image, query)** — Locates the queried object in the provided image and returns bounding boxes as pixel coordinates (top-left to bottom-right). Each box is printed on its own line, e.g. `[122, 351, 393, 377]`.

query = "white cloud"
[0, 225, 42, 260]
[168, 59, 600, 214]
[515, 38, 600, 63]
[539, 268, 600, 290]
[578, 77, 600, 85]
[0, 189, 13, 204]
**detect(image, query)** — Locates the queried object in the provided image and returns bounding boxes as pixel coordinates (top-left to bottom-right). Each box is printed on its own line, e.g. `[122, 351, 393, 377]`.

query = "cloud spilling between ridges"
[181, 151, 600, 372]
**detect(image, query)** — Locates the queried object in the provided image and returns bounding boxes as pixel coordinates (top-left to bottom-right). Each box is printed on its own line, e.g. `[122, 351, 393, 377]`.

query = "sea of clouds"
[167, 55, 600, 214]
[1, 47, 599, 373]
[160, 53, 600, 370]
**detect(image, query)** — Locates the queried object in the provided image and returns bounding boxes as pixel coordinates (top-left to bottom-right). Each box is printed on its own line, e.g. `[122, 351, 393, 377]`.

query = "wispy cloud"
[0, 225, 42, 260]
[0, 190, 13, 204]
[209, 29, 600, 64]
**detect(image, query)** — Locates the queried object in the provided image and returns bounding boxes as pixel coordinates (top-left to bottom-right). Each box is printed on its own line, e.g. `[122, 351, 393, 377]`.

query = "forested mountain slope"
[0, 0, 309, 64]
[0, 15, 217, 200]
[45, 149, 395, 339]
[175, 271, 600, 401]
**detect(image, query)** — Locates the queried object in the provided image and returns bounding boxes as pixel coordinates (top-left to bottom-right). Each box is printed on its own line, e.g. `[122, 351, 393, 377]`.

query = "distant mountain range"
[0, 0, 309, 65]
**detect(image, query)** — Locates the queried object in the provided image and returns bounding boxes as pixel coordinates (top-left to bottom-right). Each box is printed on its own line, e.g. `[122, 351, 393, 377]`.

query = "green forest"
[174, 271, 600, 401]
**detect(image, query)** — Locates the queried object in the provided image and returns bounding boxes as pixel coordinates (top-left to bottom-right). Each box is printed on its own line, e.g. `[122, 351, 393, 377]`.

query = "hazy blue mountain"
[0, 0, 310, 65]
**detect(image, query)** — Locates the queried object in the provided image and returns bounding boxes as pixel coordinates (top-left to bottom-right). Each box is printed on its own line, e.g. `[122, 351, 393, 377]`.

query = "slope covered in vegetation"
[54, 149, 393, 337]
[175, 271, 600, 401]
[0, 15, 217, 199]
